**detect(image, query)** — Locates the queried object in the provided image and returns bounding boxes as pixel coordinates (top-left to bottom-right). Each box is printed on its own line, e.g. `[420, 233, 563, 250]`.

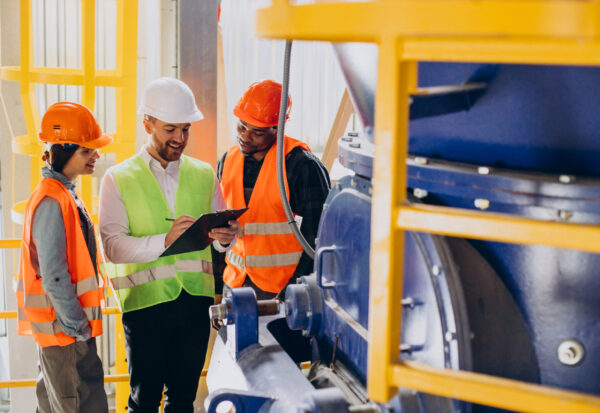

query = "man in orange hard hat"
[217, 80, 331, 300]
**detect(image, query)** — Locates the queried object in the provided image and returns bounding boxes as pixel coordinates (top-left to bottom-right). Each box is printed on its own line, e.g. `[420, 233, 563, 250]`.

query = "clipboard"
[160, 208, 248, 257]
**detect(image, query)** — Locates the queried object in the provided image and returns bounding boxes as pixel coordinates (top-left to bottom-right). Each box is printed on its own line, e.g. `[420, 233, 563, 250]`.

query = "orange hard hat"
[233, 80, 291, 128]
[39, 102, 113, 149]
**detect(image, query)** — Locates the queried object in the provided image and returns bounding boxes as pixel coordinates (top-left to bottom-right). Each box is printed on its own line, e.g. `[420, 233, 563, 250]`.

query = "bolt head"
[474, 198, 490, 210]
[558, 339, 585, 366]
[558, 210, 573, 221]
[559, 175, 574, 184]
[445, 331, 457, 342]
[414, 156, 428, 165]
[413, 188, 428, 199]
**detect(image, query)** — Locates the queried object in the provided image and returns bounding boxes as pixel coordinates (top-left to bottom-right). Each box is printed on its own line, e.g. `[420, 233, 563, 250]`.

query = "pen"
[165, 218, 175, 221]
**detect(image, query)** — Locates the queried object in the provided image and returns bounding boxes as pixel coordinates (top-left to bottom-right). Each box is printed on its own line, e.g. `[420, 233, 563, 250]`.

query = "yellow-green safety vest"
[109, 154, 215, 312]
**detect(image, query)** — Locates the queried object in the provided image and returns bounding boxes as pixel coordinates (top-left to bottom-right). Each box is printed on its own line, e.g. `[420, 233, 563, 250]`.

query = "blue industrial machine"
[205, 43, 600, 413]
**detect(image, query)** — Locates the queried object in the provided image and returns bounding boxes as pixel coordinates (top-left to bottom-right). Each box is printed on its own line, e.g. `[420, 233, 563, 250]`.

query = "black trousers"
[121, 290, 213, 413]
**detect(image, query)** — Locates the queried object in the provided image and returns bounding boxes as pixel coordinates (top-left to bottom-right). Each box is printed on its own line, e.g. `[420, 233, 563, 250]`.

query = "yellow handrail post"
[367, 37, 411, 401]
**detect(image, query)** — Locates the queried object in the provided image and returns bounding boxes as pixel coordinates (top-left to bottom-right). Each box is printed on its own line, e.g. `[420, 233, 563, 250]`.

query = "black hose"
[276, 40, 315, 259]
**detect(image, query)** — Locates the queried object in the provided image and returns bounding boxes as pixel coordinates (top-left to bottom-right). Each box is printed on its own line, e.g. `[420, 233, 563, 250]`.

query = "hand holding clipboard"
[160, 208, 248, 257]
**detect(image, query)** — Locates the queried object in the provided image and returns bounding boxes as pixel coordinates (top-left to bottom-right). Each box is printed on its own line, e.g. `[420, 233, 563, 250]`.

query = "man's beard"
[157, 142, 184, 162]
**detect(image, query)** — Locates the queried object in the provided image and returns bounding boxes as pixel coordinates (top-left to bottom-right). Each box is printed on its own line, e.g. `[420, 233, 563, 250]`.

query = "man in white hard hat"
[99, 77, 238, 413]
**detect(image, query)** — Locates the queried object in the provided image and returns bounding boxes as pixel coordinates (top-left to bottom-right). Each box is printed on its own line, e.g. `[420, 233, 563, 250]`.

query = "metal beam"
[179, 0, 218, 167]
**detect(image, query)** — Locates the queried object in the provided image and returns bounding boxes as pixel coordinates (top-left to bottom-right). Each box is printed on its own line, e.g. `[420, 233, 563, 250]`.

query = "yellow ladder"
[0, 1, 138, 411]
[257, 1, 600, 412]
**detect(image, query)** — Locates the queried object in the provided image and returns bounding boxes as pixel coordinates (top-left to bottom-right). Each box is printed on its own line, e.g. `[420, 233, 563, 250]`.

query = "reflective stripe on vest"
[226, 251, 244, 270]
[111, 260, 213, 290]
[243, 222, 294, 236]
[23, 276, 100, 308]
[226, 250, 302, 268]
[30, 320, 63, 336]
[247, 252, 302, 267]
[29, 306, 101, 336]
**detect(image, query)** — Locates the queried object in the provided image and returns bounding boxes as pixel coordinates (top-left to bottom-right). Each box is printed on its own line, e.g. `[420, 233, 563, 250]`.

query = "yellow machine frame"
[257, 1, 600, 412]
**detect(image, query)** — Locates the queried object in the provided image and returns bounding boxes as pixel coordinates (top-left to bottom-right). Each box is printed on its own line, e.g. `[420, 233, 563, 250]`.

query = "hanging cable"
[276, 40, 315, 259]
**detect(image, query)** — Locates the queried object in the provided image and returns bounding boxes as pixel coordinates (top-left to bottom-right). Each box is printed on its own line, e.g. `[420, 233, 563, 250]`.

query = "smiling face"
[61, 146, 100, 181]
[143, 116, 191, 167]
[236, 120, 277, 161]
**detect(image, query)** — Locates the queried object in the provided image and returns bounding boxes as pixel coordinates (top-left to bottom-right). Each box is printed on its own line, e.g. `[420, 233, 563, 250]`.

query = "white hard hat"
[138, 77, 204, 123]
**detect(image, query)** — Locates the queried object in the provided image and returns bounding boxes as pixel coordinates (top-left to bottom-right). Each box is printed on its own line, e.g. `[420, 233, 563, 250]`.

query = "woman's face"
[61, 146, 100, 180]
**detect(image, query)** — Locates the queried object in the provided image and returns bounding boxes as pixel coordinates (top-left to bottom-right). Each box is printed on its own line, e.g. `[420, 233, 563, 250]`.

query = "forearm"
[102, 232, 167, 263]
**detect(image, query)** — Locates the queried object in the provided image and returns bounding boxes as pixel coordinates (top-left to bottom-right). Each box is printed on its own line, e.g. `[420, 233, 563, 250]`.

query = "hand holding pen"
[164, 215, 195, 248]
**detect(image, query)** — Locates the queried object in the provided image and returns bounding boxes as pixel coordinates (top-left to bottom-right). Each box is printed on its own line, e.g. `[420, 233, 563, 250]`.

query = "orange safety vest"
[17, 178, 104, 347]
[221, 136, 310, 293]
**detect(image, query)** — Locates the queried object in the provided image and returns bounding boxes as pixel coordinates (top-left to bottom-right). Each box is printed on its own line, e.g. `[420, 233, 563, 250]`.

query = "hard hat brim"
[39, 133, 114, 149]
[234, 106, 282, 128]
[138, 106, 204, 124]
[84, 133, 114, 149]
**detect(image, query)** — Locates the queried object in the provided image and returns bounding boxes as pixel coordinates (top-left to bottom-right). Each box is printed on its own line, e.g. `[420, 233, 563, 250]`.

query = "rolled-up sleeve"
[32, 197, 91, 341]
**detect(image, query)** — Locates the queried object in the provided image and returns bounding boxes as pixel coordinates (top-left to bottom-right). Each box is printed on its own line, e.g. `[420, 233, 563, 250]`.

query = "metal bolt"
[341, 136, 353, 142]
[474, 198, 490, 210]
[559, 175, 574, 184]
[209, 303, 227, 321]
[368, 186, 372, 195]
[349, 143, 361, 148]
[306, 311, 313, 318]
[413, 188, 428, 199]
[414, 156, 428, 165]
[302, 329, 309, 336]
[478, 166, 490, 175]
[431, 265, 441, 276]
[348, 131, 359, 137]
[351, 179, 357, 187]
[402, 297, 415, 308]
[557, 210, 573, 221]
[557, 339, 585, 366]
[445, 331, 457, 342]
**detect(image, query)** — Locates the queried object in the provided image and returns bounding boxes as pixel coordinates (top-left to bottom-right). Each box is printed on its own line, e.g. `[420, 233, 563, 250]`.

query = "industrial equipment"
[205, 3, 600, 412]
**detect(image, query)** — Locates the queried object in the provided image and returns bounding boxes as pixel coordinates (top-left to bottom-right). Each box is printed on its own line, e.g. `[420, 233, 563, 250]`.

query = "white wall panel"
[220, 0, 347, 152]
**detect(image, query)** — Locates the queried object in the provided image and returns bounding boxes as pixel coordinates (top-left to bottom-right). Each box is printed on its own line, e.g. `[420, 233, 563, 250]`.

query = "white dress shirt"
[99, 146, 232, 264]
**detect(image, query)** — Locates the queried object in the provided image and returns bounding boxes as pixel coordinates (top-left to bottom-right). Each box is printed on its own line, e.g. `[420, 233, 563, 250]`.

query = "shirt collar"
[139, 145, 181, 172]
[41, 167, 77, 191]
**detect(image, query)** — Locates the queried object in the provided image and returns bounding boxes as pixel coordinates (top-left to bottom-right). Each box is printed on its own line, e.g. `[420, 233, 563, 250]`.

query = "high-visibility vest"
[220, 136, 310, 293]
[109, 155, 215, 312]
[17, 178, 104, 347]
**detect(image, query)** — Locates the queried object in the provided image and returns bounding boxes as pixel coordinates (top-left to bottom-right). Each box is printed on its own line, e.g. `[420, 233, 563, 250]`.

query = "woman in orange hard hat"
[17, 102, 111, 413]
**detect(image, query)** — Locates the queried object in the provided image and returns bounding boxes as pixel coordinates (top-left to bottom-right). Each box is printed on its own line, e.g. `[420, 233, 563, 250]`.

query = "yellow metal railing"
[257, 1, 600, 412]
[0, 2, 139, 410]
[0, 0, 138, 223]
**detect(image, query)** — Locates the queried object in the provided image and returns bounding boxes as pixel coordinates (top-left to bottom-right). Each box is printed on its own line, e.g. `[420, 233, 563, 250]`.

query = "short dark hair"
[43, 144, 79, 173]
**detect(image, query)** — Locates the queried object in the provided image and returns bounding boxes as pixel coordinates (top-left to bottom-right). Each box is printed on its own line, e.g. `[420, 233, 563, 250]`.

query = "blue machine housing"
[206, 63, 600, 412]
